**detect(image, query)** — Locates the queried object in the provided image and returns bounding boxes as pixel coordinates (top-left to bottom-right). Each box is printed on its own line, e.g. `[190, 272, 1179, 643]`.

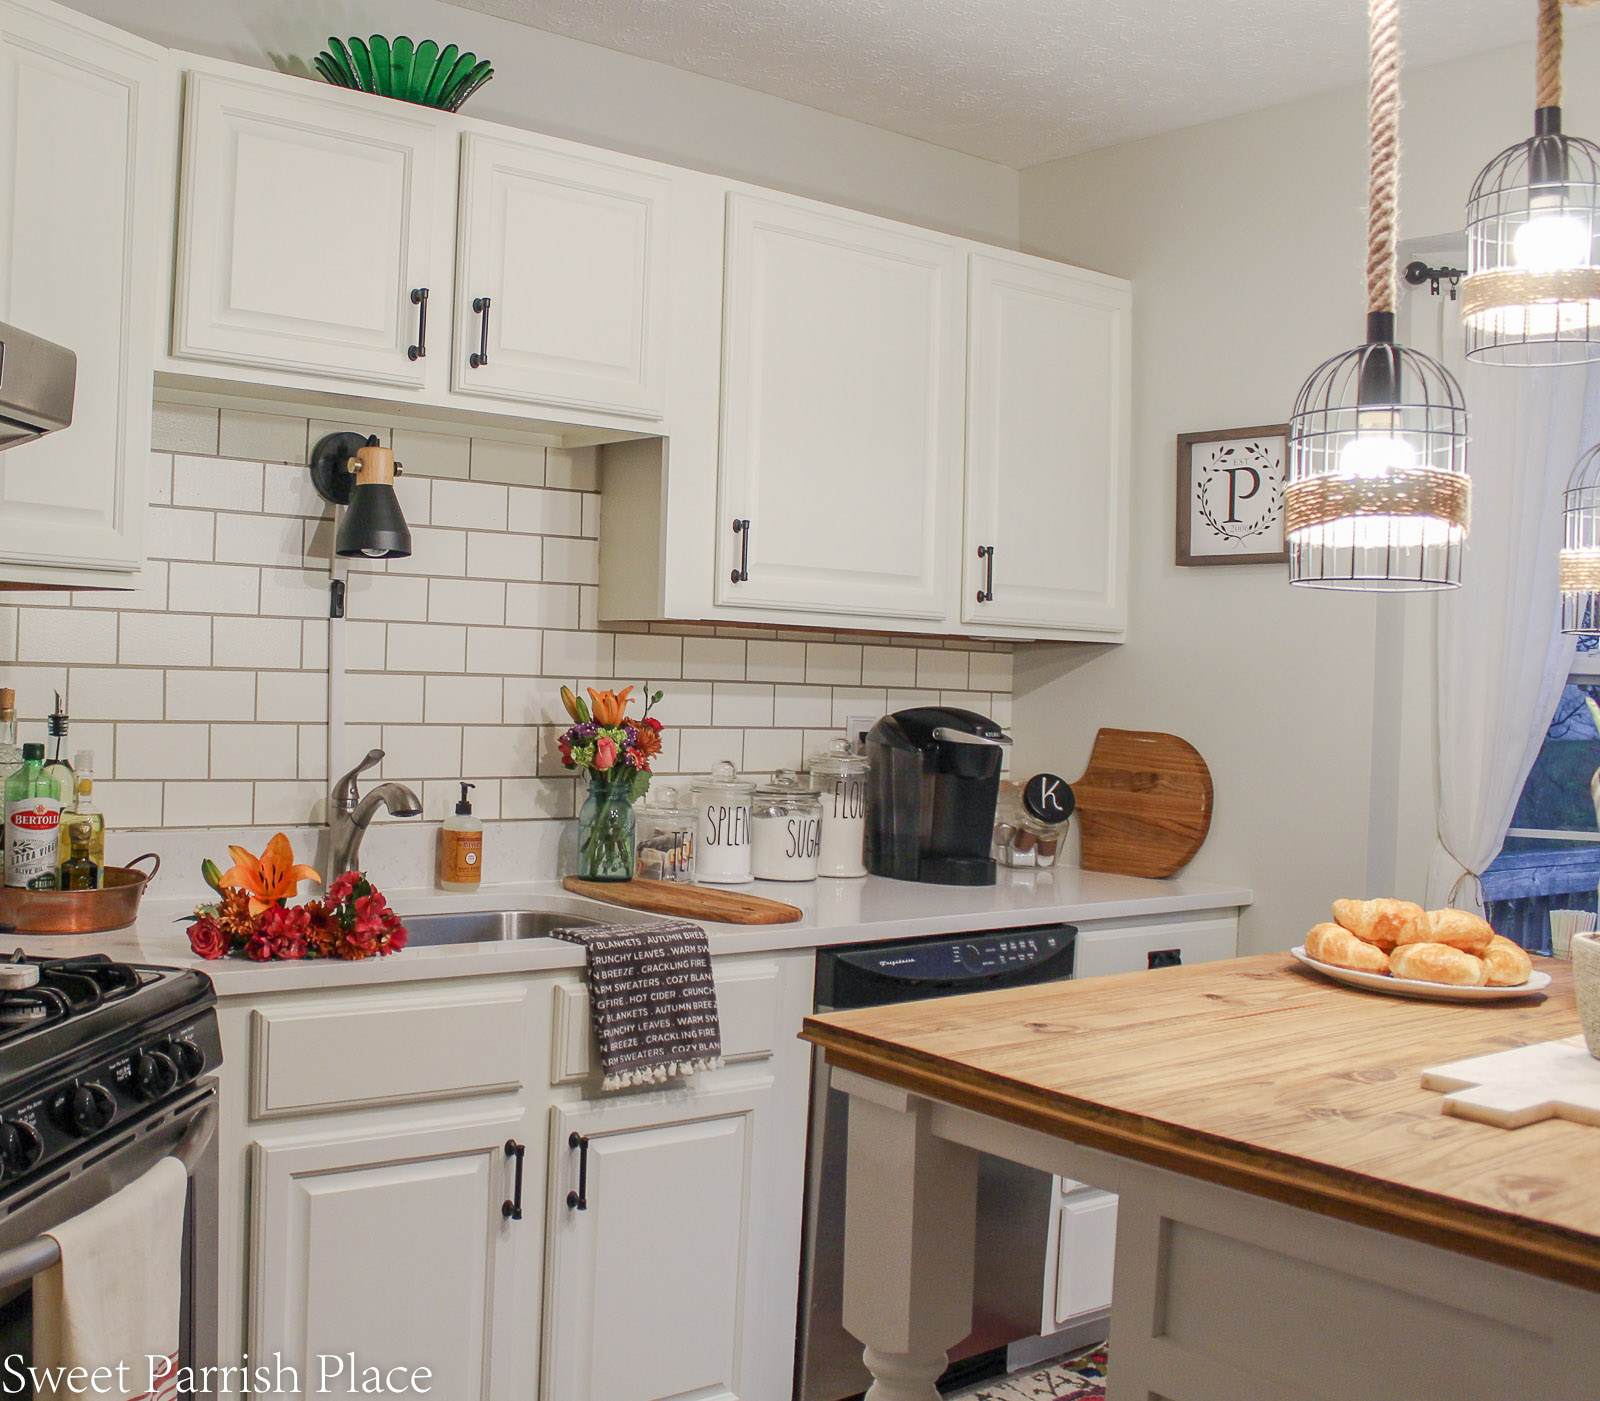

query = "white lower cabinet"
[250, 1104, 535, 1400]
[542, 1083, 769, 1401]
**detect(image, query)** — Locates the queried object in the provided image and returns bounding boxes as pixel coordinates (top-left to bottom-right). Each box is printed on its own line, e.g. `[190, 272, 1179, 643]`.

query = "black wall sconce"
[309, 432, 412, 559]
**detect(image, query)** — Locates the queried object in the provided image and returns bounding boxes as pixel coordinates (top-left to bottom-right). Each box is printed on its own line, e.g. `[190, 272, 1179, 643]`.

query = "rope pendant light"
[1463, 0, 1600, 364]
[1285, 0, 1470, 590]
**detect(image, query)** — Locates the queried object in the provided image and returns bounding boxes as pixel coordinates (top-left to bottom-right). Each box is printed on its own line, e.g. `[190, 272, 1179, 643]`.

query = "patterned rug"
[946, 1344, 1108, 1401]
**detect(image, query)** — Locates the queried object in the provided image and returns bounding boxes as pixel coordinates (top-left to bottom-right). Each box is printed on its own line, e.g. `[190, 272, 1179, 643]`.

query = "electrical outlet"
[845, 714, 881, 753]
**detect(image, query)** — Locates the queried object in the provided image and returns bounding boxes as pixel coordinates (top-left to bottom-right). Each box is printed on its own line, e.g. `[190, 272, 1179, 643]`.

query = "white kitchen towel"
[33, 1155, 188, 1401]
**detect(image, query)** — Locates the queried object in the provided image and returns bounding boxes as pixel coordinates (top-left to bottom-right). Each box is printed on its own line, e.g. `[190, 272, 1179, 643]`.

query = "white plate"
[1290, 946, 1552, 1002]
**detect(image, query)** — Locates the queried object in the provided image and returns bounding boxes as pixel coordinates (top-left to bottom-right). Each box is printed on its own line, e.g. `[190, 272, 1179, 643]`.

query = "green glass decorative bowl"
[313, 36, 494, 113]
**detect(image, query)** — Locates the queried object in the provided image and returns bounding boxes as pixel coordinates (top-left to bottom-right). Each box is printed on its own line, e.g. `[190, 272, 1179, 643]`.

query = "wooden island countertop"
[802, 951, 1600, 1293]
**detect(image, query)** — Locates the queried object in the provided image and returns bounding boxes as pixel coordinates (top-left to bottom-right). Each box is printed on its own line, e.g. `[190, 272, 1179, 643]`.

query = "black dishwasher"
[797, 924, 1077, 1401]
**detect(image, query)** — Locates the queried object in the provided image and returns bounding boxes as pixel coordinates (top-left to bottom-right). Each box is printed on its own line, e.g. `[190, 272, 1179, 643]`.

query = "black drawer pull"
[408, 287, 429, 361]
[566, 1130, 589, 1210]
[976, 545, 995, 603]
[470, 296, 492, 368]
[501, 1139, 525, 1220]
[731, 519, 750, 583]
[1148, 948, 1183, 969]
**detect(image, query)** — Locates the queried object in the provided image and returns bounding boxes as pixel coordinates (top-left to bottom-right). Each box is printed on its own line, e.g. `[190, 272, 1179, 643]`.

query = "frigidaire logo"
[10, 808, 57, 830]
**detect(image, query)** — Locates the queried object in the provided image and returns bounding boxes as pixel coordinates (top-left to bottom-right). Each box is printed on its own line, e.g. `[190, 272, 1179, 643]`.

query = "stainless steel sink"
[402, 907, 607, 946]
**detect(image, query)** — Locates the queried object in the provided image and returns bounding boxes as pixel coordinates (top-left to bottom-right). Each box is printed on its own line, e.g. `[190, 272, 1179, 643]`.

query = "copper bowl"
[0, 854, 160, 934]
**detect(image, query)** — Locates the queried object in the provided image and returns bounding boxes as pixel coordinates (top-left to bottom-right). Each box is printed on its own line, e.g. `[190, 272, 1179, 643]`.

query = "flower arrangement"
[558, 685, 665, 881]
[187, 833, 408, 962]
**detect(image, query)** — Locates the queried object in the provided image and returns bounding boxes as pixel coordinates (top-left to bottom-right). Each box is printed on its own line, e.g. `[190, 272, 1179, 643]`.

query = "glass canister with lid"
[751, 770, 823, 882]
[635, 784, 696, 883]
[808, 738, 869, 878]
[692, 760, 755, 884]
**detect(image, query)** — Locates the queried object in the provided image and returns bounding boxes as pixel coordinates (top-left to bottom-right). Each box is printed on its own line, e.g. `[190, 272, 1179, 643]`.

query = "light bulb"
[1338, 432, 1417, 479]
[361, 547, 389, 558]
[1514, 201, 1590, 274]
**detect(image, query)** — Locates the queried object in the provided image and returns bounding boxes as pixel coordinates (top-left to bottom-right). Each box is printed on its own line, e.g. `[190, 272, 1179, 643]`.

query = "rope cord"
[1540, 0, 1600, 111]
[1366, 0, 1399, 315]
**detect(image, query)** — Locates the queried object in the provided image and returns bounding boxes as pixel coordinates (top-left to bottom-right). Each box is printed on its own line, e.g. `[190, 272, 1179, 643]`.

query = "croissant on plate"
[1306, 921, 1392, 974]
[1330, 898, 1426, 951]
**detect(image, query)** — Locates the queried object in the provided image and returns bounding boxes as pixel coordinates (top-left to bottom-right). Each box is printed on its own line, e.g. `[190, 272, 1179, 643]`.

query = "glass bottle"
[59, 820, 99, 891]
[4, 743, 61, 890]
[41, 692, 72, 800]
[0, 690, 20, 775]
[62, 750, 104, 887]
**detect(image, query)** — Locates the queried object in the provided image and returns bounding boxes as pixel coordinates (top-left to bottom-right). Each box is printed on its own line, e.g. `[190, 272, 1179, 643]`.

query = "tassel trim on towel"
[601, 1055, 724, 1092]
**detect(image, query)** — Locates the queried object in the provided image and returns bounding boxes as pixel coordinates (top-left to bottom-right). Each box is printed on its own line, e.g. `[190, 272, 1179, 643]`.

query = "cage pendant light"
[1561, 443, 1600, 631]
[1463, 0, 1600, 364]
[1285, 0, 1470, 590]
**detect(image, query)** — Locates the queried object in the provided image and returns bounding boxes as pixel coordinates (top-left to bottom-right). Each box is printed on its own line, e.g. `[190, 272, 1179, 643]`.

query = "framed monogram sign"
[1175, 424, 1290, 567]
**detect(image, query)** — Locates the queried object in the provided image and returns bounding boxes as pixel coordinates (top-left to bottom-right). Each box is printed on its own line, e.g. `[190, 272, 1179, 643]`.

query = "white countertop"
[7, 868, 1253, 996]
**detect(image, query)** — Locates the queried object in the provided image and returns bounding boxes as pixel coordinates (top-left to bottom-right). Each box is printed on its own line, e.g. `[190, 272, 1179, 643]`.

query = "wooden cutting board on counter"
[1071, 727, 1213, 878]
[562, 876, 803, 925]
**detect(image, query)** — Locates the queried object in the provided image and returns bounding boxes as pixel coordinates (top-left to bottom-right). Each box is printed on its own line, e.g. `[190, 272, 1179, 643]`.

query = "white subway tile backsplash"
[502, 678, 566, 726]
[968, 650, 1014, 690]
[678, 727, 743, 776]
[465, 626, 540, 676]
[118, 613, 210, 668]
[262, 460, 328, 518]
[501, 777, 573, 820]
[392, 473, 431, 527]
[505, 582, 580, 630]
[346, 672, 424, 724]
[862, 645, 917, 687]
[742, 728, 804, 774]
[581, 494, 600, 539]
[745, 640, 806, 684]
[258, 568, 329, 619]
[387, 527, 468, 578]
[163, 781, 254, 827]
[805, 643, 862, 686]
[219, 410, 307, 464]
[210, 723, 297, 779]
[431, 479, 508, 531]
[347, 572, 429, 623]
[76, 561, 168, 615]
[147, 506, 214, 562]
[378, 724, 463, 779]
[343, 621, 388, 672]
[712, 682, 775, 728]
[166, 670, 257, 722]
[655, 680, 712, 728]
[543, 537, 599, 585]
[391, 428, 471, 481]
[683, 636, 745, 681]
[151, 404, 219, 456]
[542, 629, 614, 679]
[916, 648, 968, 689]
[831, 687, 888, 728]
[96, 779, 163, 830]
[509, 487, 582, 537]
[253, 781, 327, 826]
[424, 674, 503, 724]
[470, 438, 544, 486]
[18, 609, 117, 666]
[257, 671, 327, 723]
[148, 454, 173, 506]
[545, 446, 598, 491]
[774, 685, 834, 729]
[214, 512, 306, 568]
[172, 455, 263, 512]
[116, 722, 209, 780]
[466, 532, 543, 582]
[301, 621, 329, 672]
[169, 561, 260, 616]
[298, 725, 328, 781]
[613, 632, 682, 681]
[421, 778, 499, 822]
[577, 586, 599, 633]
[387, 622, 467, 675]
[71, 666, 164, 721]
[428, 577, 505, 626]
[462, 725, 541, 777]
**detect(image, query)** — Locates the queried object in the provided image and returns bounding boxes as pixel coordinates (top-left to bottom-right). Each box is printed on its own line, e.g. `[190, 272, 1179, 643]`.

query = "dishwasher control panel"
[818, 924, 1075, 1008]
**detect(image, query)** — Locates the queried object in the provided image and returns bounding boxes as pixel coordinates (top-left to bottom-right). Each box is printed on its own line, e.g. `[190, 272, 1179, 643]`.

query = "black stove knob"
[59, 1082, 115, 1137]
[0, 1121, 41, 1176]
[132, 1050, 178, 1102]
[156, 1039, 204, 1082]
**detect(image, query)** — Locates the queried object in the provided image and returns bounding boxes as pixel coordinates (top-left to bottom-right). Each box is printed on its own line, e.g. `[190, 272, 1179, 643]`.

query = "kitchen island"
[803, 953, 1600, 1401]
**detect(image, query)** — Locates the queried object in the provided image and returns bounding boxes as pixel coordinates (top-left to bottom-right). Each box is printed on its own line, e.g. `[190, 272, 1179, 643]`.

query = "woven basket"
[1571, 932, 1600, 1058]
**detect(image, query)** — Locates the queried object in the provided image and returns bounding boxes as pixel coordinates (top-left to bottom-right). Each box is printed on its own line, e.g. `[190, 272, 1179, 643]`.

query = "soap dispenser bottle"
[439, 782, 482, 892]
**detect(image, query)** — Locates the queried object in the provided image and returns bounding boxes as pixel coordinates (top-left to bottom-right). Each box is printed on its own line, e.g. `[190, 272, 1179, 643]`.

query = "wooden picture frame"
[1176, 424, 1290, 567]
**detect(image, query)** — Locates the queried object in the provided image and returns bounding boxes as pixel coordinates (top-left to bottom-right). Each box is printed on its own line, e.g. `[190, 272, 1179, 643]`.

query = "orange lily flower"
[586, 686, 634, 727]
[220, 832, 322, 917]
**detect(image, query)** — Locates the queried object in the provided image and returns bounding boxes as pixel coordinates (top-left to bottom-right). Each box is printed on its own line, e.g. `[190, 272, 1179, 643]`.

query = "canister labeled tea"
[692, 760, 754, 884]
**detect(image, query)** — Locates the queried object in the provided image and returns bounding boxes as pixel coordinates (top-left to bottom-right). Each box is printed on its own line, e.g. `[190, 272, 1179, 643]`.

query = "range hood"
[0, 320, 74, 449]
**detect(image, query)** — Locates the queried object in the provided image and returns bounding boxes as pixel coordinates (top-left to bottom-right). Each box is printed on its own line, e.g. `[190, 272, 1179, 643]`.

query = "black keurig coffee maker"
[865, 707, 1012, 885]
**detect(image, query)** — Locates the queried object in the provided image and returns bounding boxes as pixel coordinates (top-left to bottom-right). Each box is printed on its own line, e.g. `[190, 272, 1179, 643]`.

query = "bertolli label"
[6, 798, 61, 889]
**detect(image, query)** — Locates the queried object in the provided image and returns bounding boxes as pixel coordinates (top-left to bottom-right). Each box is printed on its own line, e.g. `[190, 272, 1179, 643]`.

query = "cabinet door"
[0, 0, 162, 579]
[173, 70, 440, 388]
[252, 1107, 532, 1401]
[963, 252, 1131, 634]
[454, 132, 668, 419]
[543, 1084, 767, 1401]
[1052, 1187, 1118, 1327]
[717, 194, 965, 621]
[1073, 915, 1239, 979]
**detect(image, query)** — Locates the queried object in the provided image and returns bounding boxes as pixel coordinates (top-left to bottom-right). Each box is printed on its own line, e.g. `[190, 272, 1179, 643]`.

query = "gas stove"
[0, 953, 219, 1201]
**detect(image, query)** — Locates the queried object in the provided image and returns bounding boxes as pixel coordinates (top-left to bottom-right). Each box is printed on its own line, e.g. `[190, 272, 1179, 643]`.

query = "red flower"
[187, 916, 230, 961]
[326, 870, 363, 905]
[642, 716, 662, 732]
[258, 904, 310, 960]
[302, 900, 339, 957]
[243, 928, 276, 962]
[626, 747, 650, 772]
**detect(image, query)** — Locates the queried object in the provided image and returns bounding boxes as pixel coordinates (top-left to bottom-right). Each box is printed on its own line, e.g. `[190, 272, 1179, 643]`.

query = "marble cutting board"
[1420, 1035, 1600, 1128]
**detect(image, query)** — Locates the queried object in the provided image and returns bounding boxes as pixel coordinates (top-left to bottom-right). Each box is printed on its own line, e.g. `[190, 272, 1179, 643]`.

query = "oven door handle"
[0, 1098, 219, 1291]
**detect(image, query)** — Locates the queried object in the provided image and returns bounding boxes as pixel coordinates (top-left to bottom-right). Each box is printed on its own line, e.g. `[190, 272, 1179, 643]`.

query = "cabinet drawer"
[251, 983, 528, 1118]
[1053, 1188, 1117, 1326]
[1073, 915, 1239, 980]
[550, 962, 781, 1085]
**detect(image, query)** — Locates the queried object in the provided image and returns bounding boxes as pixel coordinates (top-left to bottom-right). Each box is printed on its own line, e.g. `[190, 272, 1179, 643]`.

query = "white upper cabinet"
[453, 132, 669, 419]
[172, 70, 443, 389]
[715, 193, 965, 622]
[963, 251, 1131, 636]
[0, 0, 163, 584]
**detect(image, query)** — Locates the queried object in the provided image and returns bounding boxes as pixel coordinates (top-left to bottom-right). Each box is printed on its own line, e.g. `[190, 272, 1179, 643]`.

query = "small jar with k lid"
[692, 760, 754, 884]
[751, 770, 823, 882]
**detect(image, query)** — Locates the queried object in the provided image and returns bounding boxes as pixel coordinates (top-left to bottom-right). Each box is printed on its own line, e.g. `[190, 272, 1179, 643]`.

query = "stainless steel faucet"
[328, 749, 422, 877]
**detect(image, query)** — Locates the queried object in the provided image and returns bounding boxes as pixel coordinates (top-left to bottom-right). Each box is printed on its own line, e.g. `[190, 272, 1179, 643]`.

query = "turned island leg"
[834, 1068, 979, 1401]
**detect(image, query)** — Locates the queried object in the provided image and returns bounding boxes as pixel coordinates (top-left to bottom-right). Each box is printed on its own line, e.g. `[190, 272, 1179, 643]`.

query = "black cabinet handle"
[731, 519, 751, 584]
[976, 545, 995, 603]
[501, 1139, 525, 1220]
[408, 287, 429, 361]
[1148, 949, 1183, 970]
[566, 1131, 589, 1210]
[470, 296, 492, 368]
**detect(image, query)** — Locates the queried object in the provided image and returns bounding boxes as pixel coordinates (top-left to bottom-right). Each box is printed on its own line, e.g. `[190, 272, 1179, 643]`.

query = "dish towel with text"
[33, 1154, 188, 1401]
[552, 919, 723, 1090]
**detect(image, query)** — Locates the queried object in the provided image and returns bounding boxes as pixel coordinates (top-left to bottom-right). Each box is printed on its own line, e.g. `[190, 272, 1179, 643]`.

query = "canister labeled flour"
[808, 738, 869, 878]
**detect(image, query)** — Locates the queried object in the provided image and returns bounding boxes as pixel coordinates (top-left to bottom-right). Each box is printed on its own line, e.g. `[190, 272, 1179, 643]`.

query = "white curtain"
[1428, 311, 1598, 913]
